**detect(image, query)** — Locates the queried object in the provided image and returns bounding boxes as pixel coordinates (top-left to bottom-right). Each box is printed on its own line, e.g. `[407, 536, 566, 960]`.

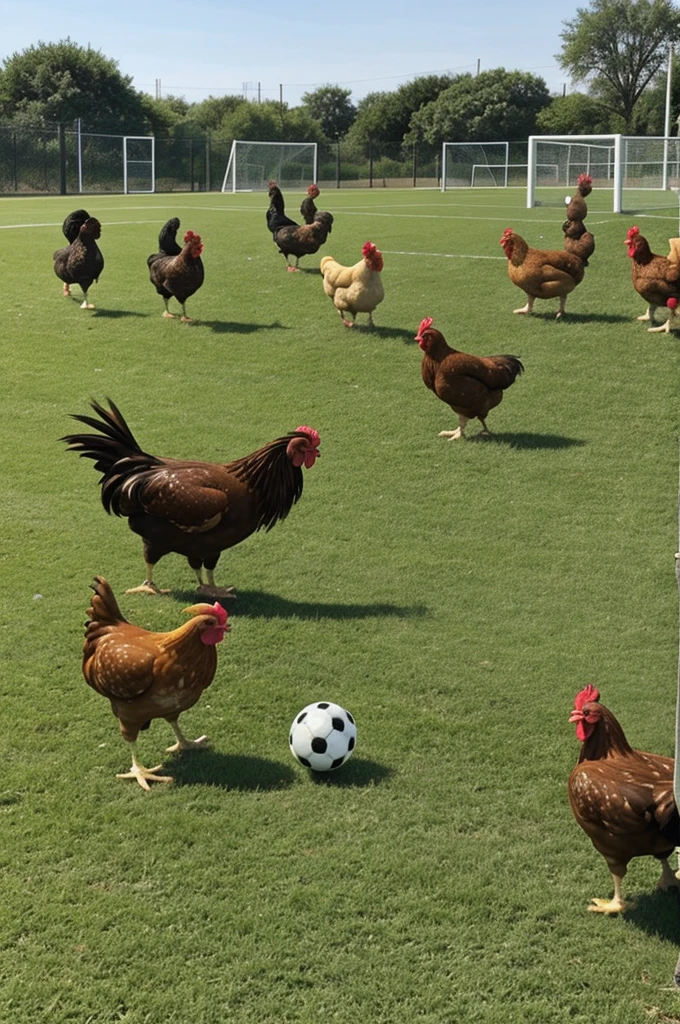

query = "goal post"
[441, 142, 509, 190]
[527, 134, 680, 214]
[221, 140, 318, 193]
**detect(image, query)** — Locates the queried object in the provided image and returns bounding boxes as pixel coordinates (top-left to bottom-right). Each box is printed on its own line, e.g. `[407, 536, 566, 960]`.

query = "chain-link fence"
[0, 123, 530, 194]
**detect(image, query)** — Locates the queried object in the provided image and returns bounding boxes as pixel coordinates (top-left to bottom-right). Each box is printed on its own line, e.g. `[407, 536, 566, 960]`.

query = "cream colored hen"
[320, 241, 385, 327]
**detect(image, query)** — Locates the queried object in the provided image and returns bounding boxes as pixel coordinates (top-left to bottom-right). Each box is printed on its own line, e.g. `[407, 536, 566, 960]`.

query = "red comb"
[573, 684, 600, 711]
[577, 173, 593, 185]
[295, 425, 320, 447]
[211, 602, 228, 626]
[184, 230, 200, 243]
[626, 226, 640, 239]
[417, 317, 434, 334]
[668, 298, 678, 310]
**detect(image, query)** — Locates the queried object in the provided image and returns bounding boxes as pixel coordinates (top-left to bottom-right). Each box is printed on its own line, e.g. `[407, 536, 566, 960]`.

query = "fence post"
[58, 123, 67, 195]
[12, 131, 18, 192]
[189, 138, 194, 192]
[205, 135, 211, 192]
[412, 140, 417, 188]
[335, 137, 340, 188]
[369, 138, 373, 188]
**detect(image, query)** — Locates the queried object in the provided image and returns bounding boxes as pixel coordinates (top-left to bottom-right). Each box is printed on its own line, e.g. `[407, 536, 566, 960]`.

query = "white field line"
[383, 250, 506, 260]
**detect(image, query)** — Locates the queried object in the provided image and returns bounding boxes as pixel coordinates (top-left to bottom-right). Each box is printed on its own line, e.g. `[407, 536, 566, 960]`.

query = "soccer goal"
[441, 142, 509, 190]
[221, 140, 318, 193]
[527, 134, 680, 214]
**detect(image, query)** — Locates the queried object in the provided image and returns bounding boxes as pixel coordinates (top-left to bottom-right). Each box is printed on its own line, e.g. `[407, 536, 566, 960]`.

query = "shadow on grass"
[625, 889, 680, 943]
[168, 750, 296, 791]
[91, 309, 147, 319]
[197, 320, 290, 334]
[172, 588, 429, 621]
[307, 756, 393, 788]
[518, 311, 632, 325]
[481, 431, 587, 450]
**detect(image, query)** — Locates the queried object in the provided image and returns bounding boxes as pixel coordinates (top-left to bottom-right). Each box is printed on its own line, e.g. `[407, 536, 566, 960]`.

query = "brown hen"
[83, 576, 229, 789]
[569, 684, 680, 913]
[625, 226, 680, 333]
[415, 317, 523, 440]
[500, 228, 585, 318]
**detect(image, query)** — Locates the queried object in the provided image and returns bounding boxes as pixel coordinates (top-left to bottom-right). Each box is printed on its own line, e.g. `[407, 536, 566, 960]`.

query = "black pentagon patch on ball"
[311, 736, 328, 754]
[289, 733, 293, 745]
[296, 711, 308, 724]
[348, 736, 355, 751]
[346, 711, 355, 725]
[331, 756, 346, 770]
[298, 755, 312, 768]
[317, 702, 330, 709]
[332, 717, 345, 731]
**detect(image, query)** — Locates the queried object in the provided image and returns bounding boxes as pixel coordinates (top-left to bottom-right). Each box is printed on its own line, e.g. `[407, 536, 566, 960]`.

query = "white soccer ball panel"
[303, 708, 334, 738]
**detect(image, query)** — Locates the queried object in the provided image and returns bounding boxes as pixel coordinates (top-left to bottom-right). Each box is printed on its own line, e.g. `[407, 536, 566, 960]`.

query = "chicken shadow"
[193, 320, 290, 334]
[521, 311, 632, 325]
[624, 889, 680, 943]
[173, 589, 429, 621]
[480, 432, 587, 450]
[167, 749, 296, 791]
[90, 309, 148, 319]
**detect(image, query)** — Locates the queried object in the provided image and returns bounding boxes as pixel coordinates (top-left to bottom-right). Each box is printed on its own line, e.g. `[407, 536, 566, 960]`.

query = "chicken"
[62, 399, 321, 598]
[568, 684, 680, 914]
[53, 211, 104, 309]
[300, 183, 321, 223]
[499, 228, 585, 318]
[562, 219, 595, 267]
[83, 575, 229, 789]
[562, 174, 595, 267]
[564, 172, 593, 223]
[320, 241, 385, 327]
[415, 317, 523, 440]
[266, 181, 333, 271]
[625, 226, 680, 333]
[147, 220, 204, 321]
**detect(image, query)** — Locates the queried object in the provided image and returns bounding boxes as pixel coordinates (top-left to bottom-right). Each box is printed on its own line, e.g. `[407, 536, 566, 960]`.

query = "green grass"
[1, 186, 679, 1024]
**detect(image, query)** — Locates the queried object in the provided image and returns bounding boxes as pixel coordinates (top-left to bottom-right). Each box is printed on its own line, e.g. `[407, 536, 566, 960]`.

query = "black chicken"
[53, 210, 104, 308]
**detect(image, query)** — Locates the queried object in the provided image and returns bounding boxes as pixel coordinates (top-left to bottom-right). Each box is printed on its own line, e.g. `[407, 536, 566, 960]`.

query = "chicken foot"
[637, 305, 657, 323]
[657, 857, 680, 891]
[588, 873, 625, 914]
[116, 741, 175, 791]
[194, 568, 236, 600]
[439, 415, 470, 441]
[125, 563, 170, 596]
[513, 297, 535, 315]
[165, 718, 209, 754]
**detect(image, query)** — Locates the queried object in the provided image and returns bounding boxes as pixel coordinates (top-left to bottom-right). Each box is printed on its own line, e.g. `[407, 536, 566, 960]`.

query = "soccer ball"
[289, 701, 357, 772]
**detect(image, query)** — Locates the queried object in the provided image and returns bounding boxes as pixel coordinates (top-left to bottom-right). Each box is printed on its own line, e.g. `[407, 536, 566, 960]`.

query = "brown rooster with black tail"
[415, 317, 523, 440]
[61, 400, 321, 598]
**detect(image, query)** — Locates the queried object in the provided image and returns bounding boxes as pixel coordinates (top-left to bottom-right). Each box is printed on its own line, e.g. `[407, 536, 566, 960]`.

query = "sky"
[1, 0, 576, 107]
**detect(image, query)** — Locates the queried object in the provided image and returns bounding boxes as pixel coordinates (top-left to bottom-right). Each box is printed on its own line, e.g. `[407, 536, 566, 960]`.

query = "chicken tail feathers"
[62, 209, 90, 243]
[157, 217, 182, 256]
[87, 575, 128, 627]
[491, 354, 525, 388]
[61, 399, 161, 515]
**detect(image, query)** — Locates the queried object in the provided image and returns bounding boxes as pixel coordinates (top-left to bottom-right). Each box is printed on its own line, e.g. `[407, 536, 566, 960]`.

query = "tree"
[409, 69, 550, 144]
[218, 100, 325, 144]
[191, 95, 247, 133]
[301, 85, 356, 139]
[558, 0, 680, 130]
[0, 39, 149, 131]
[346, 75, 454, 149]
[535, 92, 619, 134]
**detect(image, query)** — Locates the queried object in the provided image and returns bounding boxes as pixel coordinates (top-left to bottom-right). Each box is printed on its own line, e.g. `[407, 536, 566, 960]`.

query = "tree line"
[2, 1, 680, 157]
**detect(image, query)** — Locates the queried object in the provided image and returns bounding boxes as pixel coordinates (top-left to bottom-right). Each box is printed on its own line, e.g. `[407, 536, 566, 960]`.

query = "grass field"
[1, 184, 679, 1024]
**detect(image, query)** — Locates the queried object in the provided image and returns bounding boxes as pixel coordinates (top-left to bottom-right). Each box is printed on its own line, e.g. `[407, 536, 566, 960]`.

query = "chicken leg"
[165, 718, 209, 753]
[125, 562, 170, 596]
[588, 873, 625, 914]
[116, 741, 174, 791]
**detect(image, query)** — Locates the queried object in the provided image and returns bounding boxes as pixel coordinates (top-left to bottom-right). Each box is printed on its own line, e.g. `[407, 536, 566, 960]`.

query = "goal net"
[221, 140, 318, 193]
[528, 134, 680, 215]
[441, 142, 509, 189]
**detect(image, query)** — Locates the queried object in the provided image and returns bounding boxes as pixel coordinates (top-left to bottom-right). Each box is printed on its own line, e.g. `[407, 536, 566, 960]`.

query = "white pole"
[664, 43, 673, 190]
[527, 135, 536, 208]
[613, 134, 623, 213]
[77, 117, 83, 194]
